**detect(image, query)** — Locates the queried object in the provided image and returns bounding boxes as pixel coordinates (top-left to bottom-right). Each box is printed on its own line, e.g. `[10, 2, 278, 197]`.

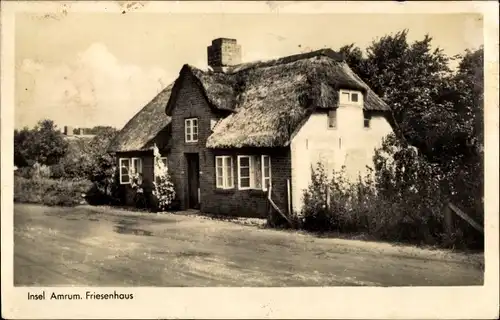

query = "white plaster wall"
[290, 105, 392, 214]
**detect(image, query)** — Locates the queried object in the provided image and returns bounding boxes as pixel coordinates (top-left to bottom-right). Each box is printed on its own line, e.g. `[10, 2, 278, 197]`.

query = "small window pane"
[225, 169, 232, 187]
[351, 93, 359, 102]
[240, 157, 249, 167]
[121, 166, 129, 175]
[241, 167, 250, 177]
[341, 92, 350, 102]
[192, 133, 198, 141]
[122, 175, 130, 183]
[240, 177, 250, 188]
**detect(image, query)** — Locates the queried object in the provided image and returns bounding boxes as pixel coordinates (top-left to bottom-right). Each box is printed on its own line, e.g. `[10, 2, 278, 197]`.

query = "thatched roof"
[198, 49, 391, 148]
[112, 48, 391, 152]
[108, 83, 173, 153]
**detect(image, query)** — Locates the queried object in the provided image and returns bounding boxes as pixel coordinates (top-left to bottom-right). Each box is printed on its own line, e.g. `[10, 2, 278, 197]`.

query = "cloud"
[16, 43, 172, 129]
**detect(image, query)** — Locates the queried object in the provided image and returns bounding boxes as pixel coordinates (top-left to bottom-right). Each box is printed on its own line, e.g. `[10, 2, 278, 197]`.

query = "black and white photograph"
[1, 1, 498, 319]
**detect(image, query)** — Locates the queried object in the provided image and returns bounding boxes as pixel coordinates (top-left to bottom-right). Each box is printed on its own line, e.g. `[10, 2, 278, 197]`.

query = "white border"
[2, 1, 498, 319]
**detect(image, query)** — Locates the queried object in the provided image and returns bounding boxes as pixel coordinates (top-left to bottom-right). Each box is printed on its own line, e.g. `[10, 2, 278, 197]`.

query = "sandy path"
[14, 204, 483, 286]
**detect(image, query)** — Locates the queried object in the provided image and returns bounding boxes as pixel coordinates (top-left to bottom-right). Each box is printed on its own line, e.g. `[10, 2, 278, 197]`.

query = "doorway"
[185, 153, 200, 209]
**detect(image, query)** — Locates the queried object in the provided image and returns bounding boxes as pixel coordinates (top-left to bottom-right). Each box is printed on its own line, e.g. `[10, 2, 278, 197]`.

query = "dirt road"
[14, 204, 483, 286]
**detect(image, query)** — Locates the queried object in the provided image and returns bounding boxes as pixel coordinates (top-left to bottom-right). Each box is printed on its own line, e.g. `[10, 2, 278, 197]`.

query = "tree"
[63, 126, 118, 179]
[14, 120, 68, 166]
[339, 32, 484, 225]
[338, 31, 484, 163]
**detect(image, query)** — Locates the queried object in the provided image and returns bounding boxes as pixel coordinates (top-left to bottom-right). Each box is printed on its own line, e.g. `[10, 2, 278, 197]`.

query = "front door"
[186, 153, 200, 209]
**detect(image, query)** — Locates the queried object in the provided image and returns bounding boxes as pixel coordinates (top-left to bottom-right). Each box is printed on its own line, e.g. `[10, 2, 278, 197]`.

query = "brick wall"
[203, 147, 291, 218]
[168, 71, 222, 210]
[168, 70, 292, 218]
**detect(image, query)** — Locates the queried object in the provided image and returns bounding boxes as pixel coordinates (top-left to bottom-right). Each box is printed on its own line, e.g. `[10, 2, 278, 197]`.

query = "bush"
[49, 163, 66, 179]
[14, 176, 92, 207]
[151, 145, 176, 211]
[87, 154, 122, 205]
[298, 134, 482, 250]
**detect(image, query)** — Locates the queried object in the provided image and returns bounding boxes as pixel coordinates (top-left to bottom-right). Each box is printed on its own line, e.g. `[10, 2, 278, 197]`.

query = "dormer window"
[339, 89, 363, 106]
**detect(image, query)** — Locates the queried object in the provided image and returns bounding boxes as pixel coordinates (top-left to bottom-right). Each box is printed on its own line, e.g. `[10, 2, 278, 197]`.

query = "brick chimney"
[207, 38, 242, 72]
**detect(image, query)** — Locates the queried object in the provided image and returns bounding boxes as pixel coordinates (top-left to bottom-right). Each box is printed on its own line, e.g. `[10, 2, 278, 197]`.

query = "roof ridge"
[186, 48, 344, 75]
[226, 48, 344, 74]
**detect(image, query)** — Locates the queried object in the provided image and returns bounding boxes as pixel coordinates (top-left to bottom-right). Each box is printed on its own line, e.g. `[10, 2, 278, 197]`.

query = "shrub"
[49, 163, 66, 179]
[15, 166, 34, 179]
[151, 145, 176, 211]
[87, 153, 121, 205]
[14, 176, 92, 206]
[298, 133, 482, 249]
[301, 163, 332, 231]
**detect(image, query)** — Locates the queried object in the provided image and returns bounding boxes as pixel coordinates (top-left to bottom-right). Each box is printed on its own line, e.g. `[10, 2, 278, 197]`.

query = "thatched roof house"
[110, 38, 394, 218]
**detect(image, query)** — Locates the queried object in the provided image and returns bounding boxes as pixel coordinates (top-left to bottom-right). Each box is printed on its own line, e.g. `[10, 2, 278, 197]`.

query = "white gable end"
[290, 100, 393, 215]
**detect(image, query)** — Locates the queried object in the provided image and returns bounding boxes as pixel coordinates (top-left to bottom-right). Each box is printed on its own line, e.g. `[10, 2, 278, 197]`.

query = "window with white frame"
[215, 156, 234, 189]
[339, 89, 363, 105]
[119, 157, 143, 184]
[185, 118, 198, 142]
[237, 155, 272, 191]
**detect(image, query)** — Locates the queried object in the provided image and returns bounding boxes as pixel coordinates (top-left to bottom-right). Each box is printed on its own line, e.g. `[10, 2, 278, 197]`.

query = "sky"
[15, 10, 484, 130]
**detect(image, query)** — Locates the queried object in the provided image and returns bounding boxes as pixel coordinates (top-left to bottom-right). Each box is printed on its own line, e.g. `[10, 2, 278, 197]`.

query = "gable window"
[119, 157, 143, 184]
[327, 110, 337, 129]
[215, 156, 234, 189]
[237, 155, 272, 191]
[339, 89, 363, 105]
[185, 118, 198, 142]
